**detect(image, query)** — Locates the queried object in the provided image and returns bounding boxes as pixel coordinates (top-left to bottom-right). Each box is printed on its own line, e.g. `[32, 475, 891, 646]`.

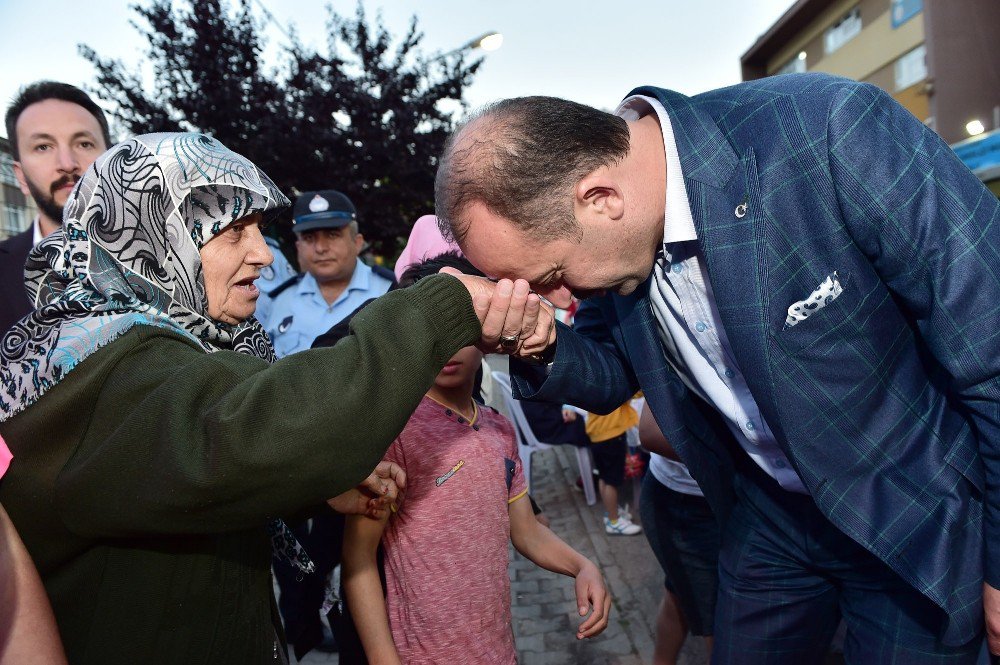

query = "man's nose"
[536, 284, 573, 309]
[56, 145, 80, 173]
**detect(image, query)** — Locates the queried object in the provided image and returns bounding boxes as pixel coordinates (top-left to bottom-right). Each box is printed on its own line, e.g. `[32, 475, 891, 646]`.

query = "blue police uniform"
[261, 258, 393, 358]
[254, 237, 296, 325]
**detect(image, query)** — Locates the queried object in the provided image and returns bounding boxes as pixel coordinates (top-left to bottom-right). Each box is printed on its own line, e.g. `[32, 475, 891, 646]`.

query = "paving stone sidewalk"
[509, 444, 705, 665]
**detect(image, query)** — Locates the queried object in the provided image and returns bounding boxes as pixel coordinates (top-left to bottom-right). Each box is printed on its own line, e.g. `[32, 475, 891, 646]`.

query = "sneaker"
[604, 515, 642, 536]
[618, 504, 633, 522]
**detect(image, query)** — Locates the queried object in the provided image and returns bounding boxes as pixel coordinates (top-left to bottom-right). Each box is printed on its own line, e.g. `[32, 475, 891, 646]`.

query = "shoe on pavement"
[604, 515, 642, 536]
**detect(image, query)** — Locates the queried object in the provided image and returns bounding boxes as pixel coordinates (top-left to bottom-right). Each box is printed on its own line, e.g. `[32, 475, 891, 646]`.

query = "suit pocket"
[771, 271, 859, 355]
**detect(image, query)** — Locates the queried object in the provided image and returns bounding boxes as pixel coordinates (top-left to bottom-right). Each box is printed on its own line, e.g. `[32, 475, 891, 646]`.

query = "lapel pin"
[735, 201, 748, 218]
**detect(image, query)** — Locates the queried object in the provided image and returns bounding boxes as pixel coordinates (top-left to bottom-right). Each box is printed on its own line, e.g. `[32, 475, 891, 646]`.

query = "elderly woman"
[0, 134, 542, 664]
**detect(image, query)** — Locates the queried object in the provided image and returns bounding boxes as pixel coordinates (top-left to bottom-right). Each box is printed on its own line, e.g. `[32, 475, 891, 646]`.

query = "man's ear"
[574, 169, 624, 221]
[12, 161, 30, 198]
[354, 232, 365, 252]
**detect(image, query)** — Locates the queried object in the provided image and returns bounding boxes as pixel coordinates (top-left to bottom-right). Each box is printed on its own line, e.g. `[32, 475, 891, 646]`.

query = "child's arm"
[342, 511, 400, 665]
[509, 495, 612, 639]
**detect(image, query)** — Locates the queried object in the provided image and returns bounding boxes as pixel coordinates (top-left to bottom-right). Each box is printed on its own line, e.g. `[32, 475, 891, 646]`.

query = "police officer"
[261, 190, 395, 358]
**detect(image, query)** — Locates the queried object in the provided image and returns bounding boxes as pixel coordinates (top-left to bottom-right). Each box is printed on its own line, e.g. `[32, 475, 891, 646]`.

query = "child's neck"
[426, 383, 476, 420]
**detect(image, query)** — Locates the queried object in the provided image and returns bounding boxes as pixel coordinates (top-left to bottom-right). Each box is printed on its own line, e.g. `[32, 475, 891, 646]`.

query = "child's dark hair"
[398, 251, 485, 287]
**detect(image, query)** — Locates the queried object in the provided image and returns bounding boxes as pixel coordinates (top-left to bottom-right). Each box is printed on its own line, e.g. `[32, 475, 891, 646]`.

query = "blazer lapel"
[631, 85, 787, 445]
[690, 150, 781, 424]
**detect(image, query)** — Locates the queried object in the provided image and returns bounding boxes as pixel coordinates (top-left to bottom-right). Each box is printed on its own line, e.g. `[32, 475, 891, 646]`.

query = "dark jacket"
[0, 227, 33, 335]
[0, 275, 479, 664]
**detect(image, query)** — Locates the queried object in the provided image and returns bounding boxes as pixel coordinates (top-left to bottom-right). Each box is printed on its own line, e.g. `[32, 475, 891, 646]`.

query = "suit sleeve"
[827, 81, 1000, 585]
[510, 299, 639, 414]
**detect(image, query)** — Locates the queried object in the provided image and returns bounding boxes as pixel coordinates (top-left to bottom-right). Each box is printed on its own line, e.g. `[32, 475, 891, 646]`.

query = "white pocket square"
[784, 271, 843, 328]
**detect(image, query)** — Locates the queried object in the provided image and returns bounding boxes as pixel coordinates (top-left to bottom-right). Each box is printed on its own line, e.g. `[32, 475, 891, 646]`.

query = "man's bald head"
[434, 96, 630, 244]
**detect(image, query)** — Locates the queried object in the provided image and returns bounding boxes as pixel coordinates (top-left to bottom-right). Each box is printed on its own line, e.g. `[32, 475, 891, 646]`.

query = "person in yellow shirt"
[587, 397, 642, 536]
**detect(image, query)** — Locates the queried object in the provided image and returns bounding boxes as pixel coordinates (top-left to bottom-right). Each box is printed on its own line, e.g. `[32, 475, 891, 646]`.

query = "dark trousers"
[713, 466, 984, 665]
[273, 510, 345, 660]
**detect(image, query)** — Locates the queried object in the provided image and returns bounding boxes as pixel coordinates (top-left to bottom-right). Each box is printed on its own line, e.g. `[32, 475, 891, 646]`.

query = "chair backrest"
[491, 371, 551, 451]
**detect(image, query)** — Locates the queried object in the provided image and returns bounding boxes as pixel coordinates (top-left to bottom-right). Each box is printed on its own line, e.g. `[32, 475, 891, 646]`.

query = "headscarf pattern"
[0, 133, 315, 574]
[1, 133, 287, 418]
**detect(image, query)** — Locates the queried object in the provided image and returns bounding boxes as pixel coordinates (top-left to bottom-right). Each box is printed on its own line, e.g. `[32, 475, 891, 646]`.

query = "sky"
[0, 0, 798, 139]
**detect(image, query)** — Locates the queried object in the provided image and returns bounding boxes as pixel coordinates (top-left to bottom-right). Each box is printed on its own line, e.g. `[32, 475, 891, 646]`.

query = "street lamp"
[437, 31, 503, 60]
[474, 32, 504, 52]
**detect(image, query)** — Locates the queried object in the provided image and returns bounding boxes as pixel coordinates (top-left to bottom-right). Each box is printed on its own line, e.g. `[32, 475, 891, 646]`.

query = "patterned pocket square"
[785, 271, 843, 328]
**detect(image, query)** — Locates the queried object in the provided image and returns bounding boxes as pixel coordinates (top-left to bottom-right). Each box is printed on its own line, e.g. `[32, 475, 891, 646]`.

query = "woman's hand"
[327, 461, 406, 519]
[440, 268, 557, 358]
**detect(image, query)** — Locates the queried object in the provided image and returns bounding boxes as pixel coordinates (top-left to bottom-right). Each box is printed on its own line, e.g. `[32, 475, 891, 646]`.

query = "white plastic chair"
[492, 372, 597, 506]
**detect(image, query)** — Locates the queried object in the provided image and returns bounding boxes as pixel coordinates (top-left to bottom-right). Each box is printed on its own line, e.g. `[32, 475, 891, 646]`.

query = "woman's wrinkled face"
[199, 213, 273, 325]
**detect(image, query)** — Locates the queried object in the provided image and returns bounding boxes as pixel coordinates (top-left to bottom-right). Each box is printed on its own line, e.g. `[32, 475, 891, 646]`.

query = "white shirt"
[649, 453, 704, 496]
[616, 95, 808, 494]
[32, 217, 43, 246]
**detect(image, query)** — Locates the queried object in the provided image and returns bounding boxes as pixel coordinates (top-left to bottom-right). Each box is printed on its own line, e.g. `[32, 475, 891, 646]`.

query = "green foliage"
[80, 0, 481, 255]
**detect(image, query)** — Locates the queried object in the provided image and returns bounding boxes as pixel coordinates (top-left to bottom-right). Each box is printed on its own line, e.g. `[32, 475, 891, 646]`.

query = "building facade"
[0, 137, 36, 242]
[740, 0, 1000, 192]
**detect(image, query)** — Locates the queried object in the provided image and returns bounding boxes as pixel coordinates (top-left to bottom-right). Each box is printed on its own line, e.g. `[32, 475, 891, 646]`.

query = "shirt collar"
[31, 217, 43, 246]
[615, 95, 697, 245]
[298, 259, 370, 296]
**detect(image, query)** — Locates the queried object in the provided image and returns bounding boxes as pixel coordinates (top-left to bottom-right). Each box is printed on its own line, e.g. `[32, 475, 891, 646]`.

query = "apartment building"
[740, 0, 999, 193]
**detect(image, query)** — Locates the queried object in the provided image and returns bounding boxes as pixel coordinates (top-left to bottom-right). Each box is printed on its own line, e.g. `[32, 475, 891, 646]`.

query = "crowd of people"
[1, 69, 999, 665]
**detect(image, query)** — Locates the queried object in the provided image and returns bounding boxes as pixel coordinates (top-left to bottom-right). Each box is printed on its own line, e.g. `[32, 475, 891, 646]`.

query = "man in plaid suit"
[434, 73, 1000, 662]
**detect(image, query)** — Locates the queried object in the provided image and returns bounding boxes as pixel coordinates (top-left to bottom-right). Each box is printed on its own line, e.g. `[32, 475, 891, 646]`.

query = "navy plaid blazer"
[512, 73, 1000, 645]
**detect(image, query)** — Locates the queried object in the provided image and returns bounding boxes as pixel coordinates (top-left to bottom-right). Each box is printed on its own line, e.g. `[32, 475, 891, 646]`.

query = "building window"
[894, 45, 927, 91]
[1, 203, 28, 238]
[777, 51, 807, 75]
[3, 184, 25, 207]
[0, 153, 19, 188]
[891, 0, 922, 28]
[825, 7, 862, 55]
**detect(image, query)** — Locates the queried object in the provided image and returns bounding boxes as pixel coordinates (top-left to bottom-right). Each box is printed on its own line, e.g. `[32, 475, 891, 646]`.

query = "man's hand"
[327, 461, 406, 519]
[985, 582, 1000, 655]
[574, 561, 611, 639]
[440, 267, 557, 358]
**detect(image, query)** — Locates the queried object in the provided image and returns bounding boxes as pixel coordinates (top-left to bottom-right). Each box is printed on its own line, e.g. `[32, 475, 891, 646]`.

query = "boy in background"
[586, 400, 643, 536]
[342, 254, 610, 664]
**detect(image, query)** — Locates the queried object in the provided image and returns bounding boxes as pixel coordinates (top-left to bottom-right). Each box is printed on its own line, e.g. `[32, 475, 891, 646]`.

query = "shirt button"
[672, 264, 683, 274]
[745, 420, 756, 431]
[472, 424, 481, 431]
[445, 409, 453, 416]
[695, 321, 707, 332]
[774, 459, 787, 469]
[724, 368, 735, 378]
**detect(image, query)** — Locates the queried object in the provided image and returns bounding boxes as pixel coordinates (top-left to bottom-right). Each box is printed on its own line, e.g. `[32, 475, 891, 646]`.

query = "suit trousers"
[712, 464, 984, 664]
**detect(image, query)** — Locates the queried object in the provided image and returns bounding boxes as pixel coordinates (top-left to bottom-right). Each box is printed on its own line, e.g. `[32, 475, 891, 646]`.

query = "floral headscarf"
[1, 133, 288, 419]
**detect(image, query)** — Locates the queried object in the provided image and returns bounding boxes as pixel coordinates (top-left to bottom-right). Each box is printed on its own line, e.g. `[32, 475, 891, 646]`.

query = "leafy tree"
[80, 0, 481, 256]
